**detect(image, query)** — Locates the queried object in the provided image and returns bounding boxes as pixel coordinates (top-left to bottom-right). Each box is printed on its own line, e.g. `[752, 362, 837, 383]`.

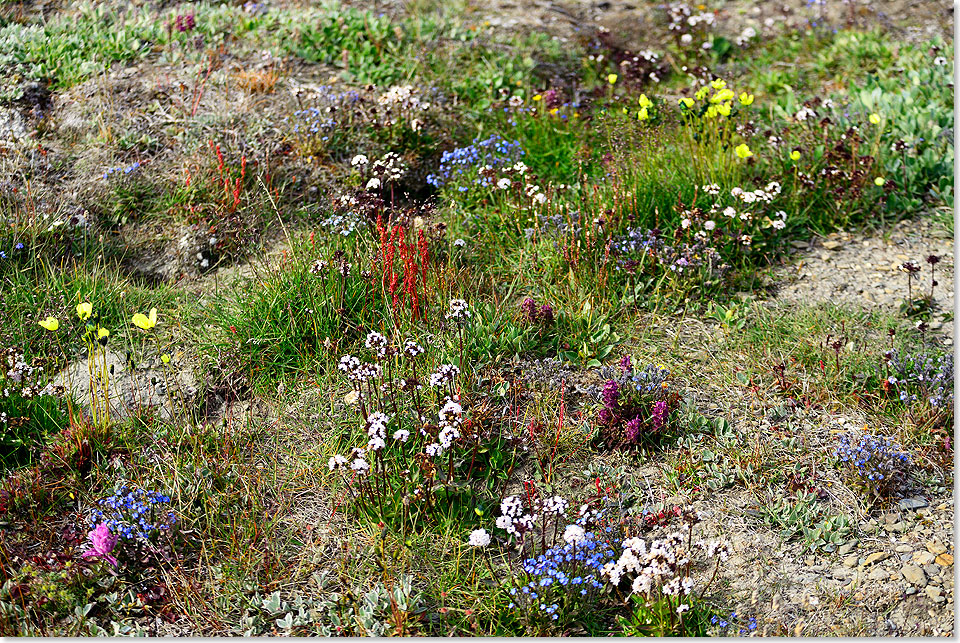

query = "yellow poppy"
[716, 102, 731, 117]
[161, 353, 171, 364]
[790, 150, 801, 161]
[874, 177, 885, 186]
[76, 302, 92, 320]
[97, 327, 109, 339]
[869, 113, 881, 125]
[637, 107, 649, 121]
[132, 308, 158, 330]
[710, 78, 726, 90]
[638, 94, 652, 109]
[38, 317, 59, 331]
[735, 144, 753, 159]
[738, 92, 754, 106]
[607, 74, 618, 85]
[679, 97, 694, 109]
[532, 94, 542, 102]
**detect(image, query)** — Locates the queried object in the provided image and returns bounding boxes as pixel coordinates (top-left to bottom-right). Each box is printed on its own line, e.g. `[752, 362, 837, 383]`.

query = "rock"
[844, 555, 858, 568]
[865, 552, 890, 566]
[868, 567, 888, 581]
[790, 240, 809, 249]
[905, 586, 918, 595]
[895, 544, 913, 553]
[839, 542, 857, 556]
[927, 541, 948, 555]
[914, 551, 937, 566]
[901, 564, 927, 587]
[935, 553, 953, 566]
[925, 586, 942, 600]
[899, 497, 929, 510]
[823, 240, 842, 250]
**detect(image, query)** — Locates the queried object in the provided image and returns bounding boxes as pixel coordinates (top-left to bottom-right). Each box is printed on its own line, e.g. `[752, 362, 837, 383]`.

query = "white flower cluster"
[445, 298, 471, 323]
[365, 331, 389, 359]
[338, 354, 381, 382]
[366, 412, 391, 451]
[429, 363, 460, 388]
[495, 495, 538, 537]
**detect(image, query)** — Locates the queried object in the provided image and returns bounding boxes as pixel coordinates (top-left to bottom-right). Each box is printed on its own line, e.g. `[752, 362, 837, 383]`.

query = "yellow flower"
[710, 78, 726, 90]
[161, 353, 171, 364]
[735, 143, 754, 159]
[716, 102, 731, 117]
[679, 97, 694, 109]
[709, 88, 734, 103]
[790, 150, 801, 161]
[637, 106, 649, 121]
[738, 92, 754, 106]
[573, 111, 580, 118]
[705, 105, 718, 118]
[549, 107, 558, 115]
[532, 94, 542, 102]
[38, 317, 59, 331]
[874, 176, 885, 186]
[76, 302, 92, 320]
[132, 308, 158, 330]
[638, 94, 652, 109]
[695, 86, 710, 101]
[607, 73, 618, 85]
[869, 113, 881, 125]
[97, 327, 109, 339]
[621, 107, 628, 114]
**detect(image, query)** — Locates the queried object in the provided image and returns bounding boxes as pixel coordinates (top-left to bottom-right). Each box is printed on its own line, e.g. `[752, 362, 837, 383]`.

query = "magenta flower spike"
[82, 523, 119, 566]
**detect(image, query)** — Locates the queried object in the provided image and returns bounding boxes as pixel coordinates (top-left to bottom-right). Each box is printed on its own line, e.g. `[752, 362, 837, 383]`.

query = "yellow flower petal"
[76, 302, 92, 320]
[607, 73, 618, 85]
[39, 317, 59, 331]
[97, 327, 109, 339]
[790, 150, 801, 161]
[874, 177, 885, 186]
[735, 143, 754, 159]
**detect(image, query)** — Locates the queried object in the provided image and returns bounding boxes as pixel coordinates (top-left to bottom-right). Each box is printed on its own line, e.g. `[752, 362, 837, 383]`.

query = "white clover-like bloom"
[681, 218, 691, 229]
[328, 455, 348, 470]
[454, 238, 466, 247]
[425, 442, 444, 457]
[772, 219, 786, 230]
[351, 154, 368, 166]
[497, 178, 512, 190]
[542, 495, 569, 515]
[723, 206, 736, 218]
[533, 192, 547, 204]
[703, 220, 716, 231]
[676, 603, 690, 615]
[468, 528, 491, 547]
[368, 436, 386, 451]
[366, 177, 381, 190]
[680, 33, 692, 45]
[446, 299, 471, 323]
[563, 524, 586, 545]
[393, 428, 410, 442]
[351, 458, 370, 474]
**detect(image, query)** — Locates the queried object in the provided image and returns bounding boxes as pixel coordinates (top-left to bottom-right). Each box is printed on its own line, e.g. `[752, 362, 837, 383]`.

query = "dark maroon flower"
[624, 417, 641, 443]
[601, 379, 620, 410]
[651, 400, 668, 431]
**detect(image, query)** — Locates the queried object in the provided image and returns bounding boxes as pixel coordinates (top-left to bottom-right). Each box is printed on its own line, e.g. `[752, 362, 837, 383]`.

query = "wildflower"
[734, 144, 753, 159]
[790, 150, 801, 161]
[328, 454, 348, 470]
[869, 113, 881, 125]
[497, 177, 512, 190]
[532, 94, 542, 102]
[563, 524, 586, 545]
[679, 97, 694, 109]
[97, 327, 109, 339]
[393, 429, 410, 442]
[454, 238, 466, 247]
[874, 177, 885, 186]
[76, 302, 93, 320]
[82, 523, 119, 566]
[468, 529, 491, 547]
[716, 102, 731, 117]
[132, 308, 158, 330]
[351, 154, 369, 166]
[738, 92, 754, 106]
[607, 74, 618, 84]
[638, 94, 652, 109]
[38, 317, 59, 331]
[710, 78, 726, 90]
[677, 603, 690, 615]
[694, 86, 709, 101]
[366, 177, 381, 190]
[703, 220, 716, 231]
[637, 107, 649, 121]
[160, 353, 171, 364]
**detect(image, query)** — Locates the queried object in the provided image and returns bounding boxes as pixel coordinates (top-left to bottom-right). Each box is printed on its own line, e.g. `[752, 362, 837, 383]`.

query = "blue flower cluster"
[508, 532, 616, 623]
[320, 211, 364, 237]
[882, 349, 953, 409]
[711, 611, 758, 635]
[102, 161, 141, 180]
[89, 487, 176, 542]
[835, 433, 911, 499]
[426, 135, 524, 188]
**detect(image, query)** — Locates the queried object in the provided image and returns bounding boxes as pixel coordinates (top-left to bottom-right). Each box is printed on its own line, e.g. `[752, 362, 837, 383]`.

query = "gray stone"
[838, 542, 857, 556]
[926, 586, 943, 600]
[844, 555, 858, 568]
[902, 564, 927, 587]
[868, 567, 888, 581]
[899, 497, 929, 510]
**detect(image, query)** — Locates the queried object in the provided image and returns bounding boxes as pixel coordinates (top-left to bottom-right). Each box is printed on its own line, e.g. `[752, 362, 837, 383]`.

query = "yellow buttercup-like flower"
[161, 353, 171, 364]
[39, 317, 59, 331]
[532, 94, 542, 102]
[638, 94, 652, 109]
[738, 92, 754, 106]
[709, 88, 734, 104]
[716, 102, 731, 117]
[695, 86, 710, 101]
[874, 177, 885, 186]
[735, 143, 754, 159]
[710, 78, 726, 90]
[607, 73, 618, 85]
[76, 302, 92, 320]
[869, 113, 881, 125]
[679, 97, 694, 109]
[97, 327, 109, 339]
[132, 308, 158, 330]
[705, 105, 718, 119]
[790, 150, 801, 161]
[637, 106, 649, 121]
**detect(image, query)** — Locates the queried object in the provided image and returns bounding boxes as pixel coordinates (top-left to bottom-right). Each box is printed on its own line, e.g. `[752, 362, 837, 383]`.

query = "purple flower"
[521, 298, 538, 323]
[624, 417, 642, 442]
[82, 523, 119, 566]
[619, 355, 632, 374]
[537, 304, 554, 325]
[651, 400, 668, 431]
[601, 380, 620, 410]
